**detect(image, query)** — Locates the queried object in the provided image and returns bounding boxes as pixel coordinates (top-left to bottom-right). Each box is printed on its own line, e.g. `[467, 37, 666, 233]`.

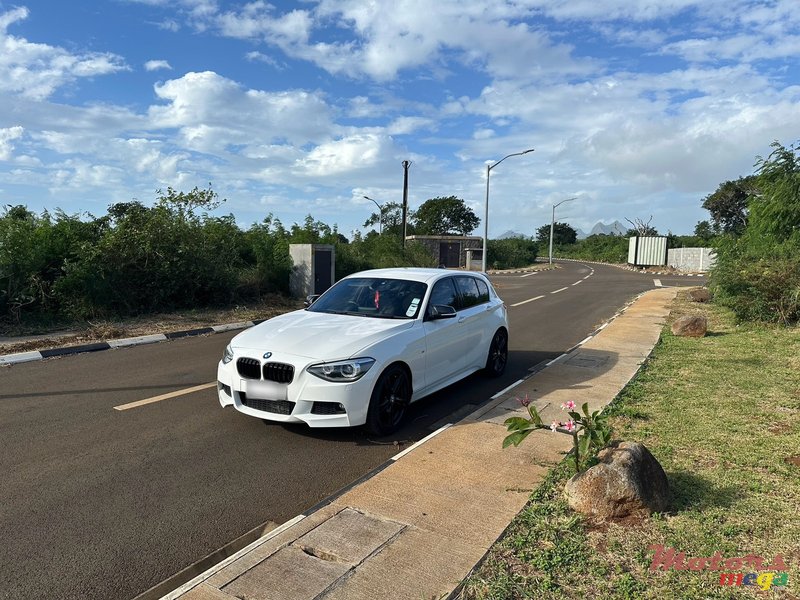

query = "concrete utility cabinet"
[289, 244, 335, 299]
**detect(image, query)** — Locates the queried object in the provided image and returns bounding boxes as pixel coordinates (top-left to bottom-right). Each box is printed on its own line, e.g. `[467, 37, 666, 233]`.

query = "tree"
[701, 176, 758, 235]
[412, 196, 479, 236]
[749, 141, 800, 241]
[694, 220, 715, 242]
[625, 216, 658, 237]
[363, 201, 411, 237]
[535, 222, 577, 245]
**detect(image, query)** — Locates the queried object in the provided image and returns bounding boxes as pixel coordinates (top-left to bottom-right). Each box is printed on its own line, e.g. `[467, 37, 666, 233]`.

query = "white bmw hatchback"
[217, 268, 508, 435]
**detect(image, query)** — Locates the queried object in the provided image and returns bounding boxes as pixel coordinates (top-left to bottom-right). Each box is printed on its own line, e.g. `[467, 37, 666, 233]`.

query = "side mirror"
[428, 304, 457, 320]
[304, 294, 321, 307]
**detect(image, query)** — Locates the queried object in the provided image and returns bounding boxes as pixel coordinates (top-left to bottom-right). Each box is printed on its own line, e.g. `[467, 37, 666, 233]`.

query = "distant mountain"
[497, 230, 528, 239]
[588, 220, 627, 237]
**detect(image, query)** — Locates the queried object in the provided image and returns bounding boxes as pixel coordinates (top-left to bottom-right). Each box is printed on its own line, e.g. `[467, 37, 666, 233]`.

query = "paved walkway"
[157, 287, 678, 600]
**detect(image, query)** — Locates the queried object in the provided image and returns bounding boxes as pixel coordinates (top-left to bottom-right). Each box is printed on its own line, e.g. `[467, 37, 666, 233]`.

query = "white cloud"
[0, 126, 24, 160]
[295, 133, 393, 177]
[0, 7, 128, 100]
[144, 59, 172, 71]
[148, 71, 336, 150]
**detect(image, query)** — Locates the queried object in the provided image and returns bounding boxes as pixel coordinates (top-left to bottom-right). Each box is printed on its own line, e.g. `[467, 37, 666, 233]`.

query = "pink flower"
[550, 421, 560, 432]
[561, 400, 576, 411]
[518, 394, 531, 407]
[564, 420, 576, 432]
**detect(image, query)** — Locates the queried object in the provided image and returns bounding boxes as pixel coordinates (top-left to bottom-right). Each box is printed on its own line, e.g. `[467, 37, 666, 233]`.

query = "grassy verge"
[462, 290, 800, 599]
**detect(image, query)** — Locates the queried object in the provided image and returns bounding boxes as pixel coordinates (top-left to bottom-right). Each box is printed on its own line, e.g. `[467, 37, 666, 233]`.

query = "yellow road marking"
[114, 382, 216, 411]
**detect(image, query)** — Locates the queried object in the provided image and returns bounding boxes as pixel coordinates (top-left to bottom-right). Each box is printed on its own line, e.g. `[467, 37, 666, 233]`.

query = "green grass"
[461, 291, 800, 599]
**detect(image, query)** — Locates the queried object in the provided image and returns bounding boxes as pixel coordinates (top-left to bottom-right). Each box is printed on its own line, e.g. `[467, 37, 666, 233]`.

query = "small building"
[405, 235, 484, 269]
[289, 243, 335, 298]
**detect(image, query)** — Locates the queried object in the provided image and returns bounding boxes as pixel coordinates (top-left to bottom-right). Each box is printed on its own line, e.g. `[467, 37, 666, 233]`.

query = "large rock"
[671, 315, 707, 337]
[564, 441, 670, 520]
[689, 288, 712, 303]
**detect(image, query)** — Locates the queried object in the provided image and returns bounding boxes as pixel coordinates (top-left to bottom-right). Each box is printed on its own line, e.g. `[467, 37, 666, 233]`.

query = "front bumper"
[217, 352, 378, 428]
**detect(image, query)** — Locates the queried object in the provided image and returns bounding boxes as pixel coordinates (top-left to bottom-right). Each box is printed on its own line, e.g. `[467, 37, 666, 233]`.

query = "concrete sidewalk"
[162, 288, 679, 600]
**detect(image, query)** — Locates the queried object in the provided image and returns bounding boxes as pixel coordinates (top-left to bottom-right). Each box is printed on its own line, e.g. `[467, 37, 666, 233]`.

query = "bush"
[709, 141, 800, 324]
[487, 238, 538, 269]
[557, 234, 628, 263]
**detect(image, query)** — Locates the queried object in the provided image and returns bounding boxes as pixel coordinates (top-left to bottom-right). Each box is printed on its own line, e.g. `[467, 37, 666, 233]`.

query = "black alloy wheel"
[484, 329, 508, 377]
[366, 364, 411, 436]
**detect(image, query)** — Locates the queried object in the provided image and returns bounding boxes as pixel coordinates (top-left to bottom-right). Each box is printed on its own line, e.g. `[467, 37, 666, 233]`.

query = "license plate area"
[244, 379, 288, 401]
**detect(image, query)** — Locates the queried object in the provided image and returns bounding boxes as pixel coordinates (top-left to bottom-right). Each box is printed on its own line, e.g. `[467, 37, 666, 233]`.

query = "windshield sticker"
[406, 298, 420, 316]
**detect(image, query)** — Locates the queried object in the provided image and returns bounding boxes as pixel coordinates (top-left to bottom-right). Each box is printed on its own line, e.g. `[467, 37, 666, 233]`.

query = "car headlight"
[307, 358, 375, 382]
[222, 344, 234, 364]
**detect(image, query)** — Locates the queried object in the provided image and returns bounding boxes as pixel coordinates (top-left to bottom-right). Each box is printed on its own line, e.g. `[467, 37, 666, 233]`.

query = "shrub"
[487, 237, 538, 269]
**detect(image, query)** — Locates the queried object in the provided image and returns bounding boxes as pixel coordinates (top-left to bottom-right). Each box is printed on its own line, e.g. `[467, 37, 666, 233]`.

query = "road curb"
[0, 322, 258, 366]
[551, 257, 707, 277]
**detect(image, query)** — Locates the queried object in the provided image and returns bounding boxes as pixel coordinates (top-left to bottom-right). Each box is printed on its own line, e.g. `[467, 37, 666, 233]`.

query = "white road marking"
[391, 424, 453, 461]
[113, 382, 216, 411]
[510, 295, 545, 307]
[491, 379, 525, 400]
[551, 287, 568, 294]
[572, 281, 582, 286]
[654, 279, 663, 287]
[520, 272, 538, 278]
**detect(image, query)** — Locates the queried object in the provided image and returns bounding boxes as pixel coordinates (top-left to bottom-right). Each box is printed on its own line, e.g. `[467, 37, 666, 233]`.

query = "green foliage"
[0, 192, 445, 325]
[0, 206, 105, 322]
[487, 237, 538, 269]
[412, 196, 479, 236]
[503, 396, 613, 475]
[535, 222, 577, 245]
[710, 141, 800, 324]
[363, 201, 413, 237]
[693, 220, 715, 242]
[701, 175, 758, 235]
[336, 233, 436, 279]
[556, 234, 629, 263]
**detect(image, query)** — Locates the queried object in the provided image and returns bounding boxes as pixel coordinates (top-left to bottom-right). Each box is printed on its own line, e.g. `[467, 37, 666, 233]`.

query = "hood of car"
[230, 309, 415, 359]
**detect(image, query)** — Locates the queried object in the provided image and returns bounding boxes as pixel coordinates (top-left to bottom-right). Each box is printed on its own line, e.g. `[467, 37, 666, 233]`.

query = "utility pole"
[401, 160, 411, 248]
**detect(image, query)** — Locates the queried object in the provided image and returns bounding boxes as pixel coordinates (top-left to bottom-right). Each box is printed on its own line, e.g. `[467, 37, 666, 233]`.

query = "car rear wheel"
[365, 364, 411, 436]
[484, 329, 508, 377]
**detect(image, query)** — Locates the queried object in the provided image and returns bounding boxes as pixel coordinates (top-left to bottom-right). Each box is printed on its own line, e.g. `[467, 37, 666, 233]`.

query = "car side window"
[428, 278, 458, 314]
[475, 278, 490, 303]
[455, 276, 481, 309]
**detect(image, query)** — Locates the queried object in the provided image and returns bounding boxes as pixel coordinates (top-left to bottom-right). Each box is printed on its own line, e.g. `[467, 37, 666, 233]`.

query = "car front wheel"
[484, 328, 508, 377]
[365, 364, 411, 436]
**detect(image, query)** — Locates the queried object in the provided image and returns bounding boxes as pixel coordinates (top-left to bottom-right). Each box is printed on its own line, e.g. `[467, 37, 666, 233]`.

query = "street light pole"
[363, 195, 383, 234]
[482, 148, 534, 272]
[549, 197, 577, 265]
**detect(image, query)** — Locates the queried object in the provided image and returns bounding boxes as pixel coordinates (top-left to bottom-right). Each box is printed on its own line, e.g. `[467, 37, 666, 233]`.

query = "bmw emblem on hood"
[263, 352, 272, 359]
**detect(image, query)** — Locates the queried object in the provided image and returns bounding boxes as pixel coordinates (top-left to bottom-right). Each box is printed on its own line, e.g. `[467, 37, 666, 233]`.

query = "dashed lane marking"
[510, 294, 545, 307]
[551, 287, 568, 294]
[113, 382, 216, 411]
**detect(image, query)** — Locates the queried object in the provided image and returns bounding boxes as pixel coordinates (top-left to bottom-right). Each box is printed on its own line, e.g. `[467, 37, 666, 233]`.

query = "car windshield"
[307, 277, 428, 319]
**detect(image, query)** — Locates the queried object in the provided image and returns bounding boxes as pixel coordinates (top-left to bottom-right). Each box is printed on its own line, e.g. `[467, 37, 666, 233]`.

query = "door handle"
[458, 317, 466, 323]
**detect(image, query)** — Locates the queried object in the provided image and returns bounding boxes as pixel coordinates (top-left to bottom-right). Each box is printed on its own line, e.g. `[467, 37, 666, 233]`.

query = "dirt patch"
[769, 422, 793, 435]
[785, 456, 800, 467]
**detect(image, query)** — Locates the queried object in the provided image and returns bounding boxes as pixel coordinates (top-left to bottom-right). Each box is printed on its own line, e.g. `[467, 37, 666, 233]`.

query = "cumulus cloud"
[144, 59, 172, 71]
[0, 7, 127, 100]
[0, 126, 24, 160]
[148, 71, 336, 150]
[295, 133, 394, 177]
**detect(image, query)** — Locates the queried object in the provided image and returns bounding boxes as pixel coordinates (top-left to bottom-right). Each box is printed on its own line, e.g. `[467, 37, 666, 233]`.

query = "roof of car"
[344, 267, 488, 284]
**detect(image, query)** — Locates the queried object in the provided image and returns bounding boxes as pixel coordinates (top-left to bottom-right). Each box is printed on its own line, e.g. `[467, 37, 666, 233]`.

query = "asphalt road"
[0, 262, 704, 600]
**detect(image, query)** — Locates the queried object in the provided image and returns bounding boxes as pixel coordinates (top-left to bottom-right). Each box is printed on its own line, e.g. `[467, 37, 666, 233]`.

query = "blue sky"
[1, 0, 799, 238]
